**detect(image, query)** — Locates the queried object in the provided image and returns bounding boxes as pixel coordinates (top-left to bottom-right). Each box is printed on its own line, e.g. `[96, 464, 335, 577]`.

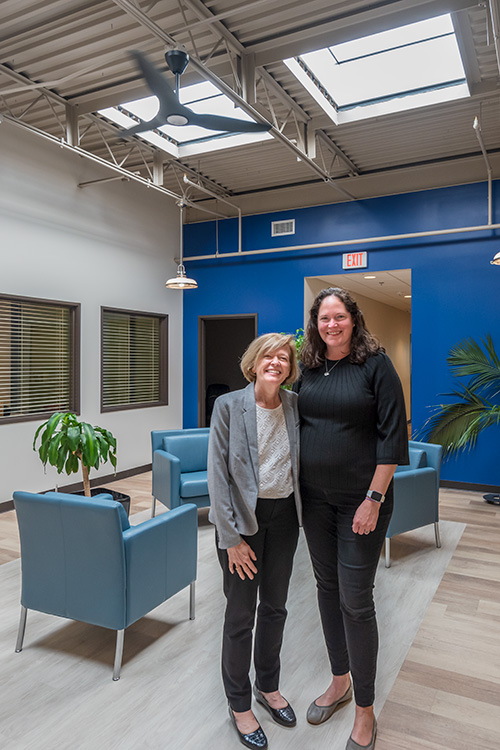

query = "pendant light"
[490, 251, 500, 266]
[166, 203, 198, 289]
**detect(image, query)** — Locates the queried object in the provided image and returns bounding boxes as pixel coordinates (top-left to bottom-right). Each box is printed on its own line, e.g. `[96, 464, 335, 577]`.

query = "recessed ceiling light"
[364, 275, 376, 279]
[404, 295, 412, 298]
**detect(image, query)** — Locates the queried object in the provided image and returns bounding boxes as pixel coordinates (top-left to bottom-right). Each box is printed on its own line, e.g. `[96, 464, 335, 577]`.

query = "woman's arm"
[208, 396, 258, 578]
[352, 354, 408, 535]
[207, 398, 242, 549]
[352, 463, 397, 535]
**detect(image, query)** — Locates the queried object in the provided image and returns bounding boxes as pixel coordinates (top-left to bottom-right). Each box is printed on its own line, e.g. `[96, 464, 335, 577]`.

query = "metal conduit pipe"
[3, 114, 229, 220]
[473, 117, 493, 226]
[183, 174, 242, 253]
[183, 222, 500, 262]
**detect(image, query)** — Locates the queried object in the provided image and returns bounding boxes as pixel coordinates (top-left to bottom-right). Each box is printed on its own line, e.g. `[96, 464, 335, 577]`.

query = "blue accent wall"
[182, 181, 500, 486]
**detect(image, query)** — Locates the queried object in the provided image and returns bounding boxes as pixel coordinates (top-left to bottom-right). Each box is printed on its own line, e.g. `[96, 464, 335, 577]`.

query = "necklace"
[324, 358, 341, 376]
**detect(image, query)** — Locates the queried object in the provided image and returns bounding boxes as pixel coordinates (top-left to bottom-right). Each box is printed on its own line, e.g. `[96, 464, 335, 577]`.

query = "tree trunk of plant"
[81, 463, 91, 497]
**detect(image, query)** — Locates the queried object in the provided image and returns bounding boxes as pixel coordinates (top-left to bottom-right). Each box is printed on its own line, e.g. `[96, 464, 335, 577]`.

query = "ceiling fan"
[120, 49, 271, 136]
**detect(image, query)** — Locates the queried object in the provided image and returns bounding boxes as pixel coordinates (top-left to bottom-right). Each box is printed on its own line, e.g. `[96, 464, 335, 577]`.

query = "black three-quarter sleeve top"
[296, 352, 409, 500]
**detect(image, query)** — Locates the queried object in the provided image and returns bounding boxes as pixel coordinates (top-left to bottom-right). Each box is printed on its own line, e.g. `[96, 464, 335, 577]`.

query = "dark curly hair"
[300, 287, 383, 368]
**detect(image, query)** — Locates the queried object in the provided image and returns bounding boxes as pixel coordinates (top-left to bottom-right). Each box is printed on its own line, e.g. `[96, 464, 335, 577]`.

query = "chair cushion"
[180, 471, 208, 498]
[396, 448, 427, 473]
[163, 432, 209, 473]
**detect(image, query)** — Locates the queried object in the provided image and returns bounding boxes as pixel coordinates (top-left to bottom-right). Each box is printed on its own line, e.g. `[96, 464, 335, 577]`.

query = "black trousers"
[217, 494, 299, 713]
[301, 482, 393, 708]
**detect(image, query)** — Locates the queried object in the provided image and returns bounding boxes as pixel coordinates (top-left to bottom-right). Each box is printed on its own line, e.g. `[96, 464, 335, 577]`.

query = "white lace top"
[255, 403, 293, 498]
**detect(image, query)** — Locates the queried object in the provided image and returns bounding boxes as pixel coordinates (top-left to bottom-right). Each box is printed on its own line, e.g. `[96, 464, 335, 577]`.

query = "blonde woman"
[208, 333, 301, 750]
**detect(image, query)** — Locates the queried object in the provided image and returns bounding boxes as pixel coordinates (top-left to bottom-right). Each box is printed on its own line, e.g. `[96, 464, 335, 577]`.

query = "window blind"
[0, 297, 75, 421]
[102, 309, 166, 409]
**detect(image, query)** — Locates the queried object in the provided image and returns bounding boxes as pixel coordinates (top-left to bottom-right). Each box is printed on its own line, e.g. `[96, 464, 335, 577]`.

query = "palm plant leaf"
[448, 335, 500, 397]
[420, 335, 500, 458]
[422, 385, 500, 456]
[66, 425, 81, 453]
[32, 411, 65, 452]
[80, 422, 97, 467]
[64, 452, 80, 474]
[47, 431, 64, 466]
[33, 412, 117, 487]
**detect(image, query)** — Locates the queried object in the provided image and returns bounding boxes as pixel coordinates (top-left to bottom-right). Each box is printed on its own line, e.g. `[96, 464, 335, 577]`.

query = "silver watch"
[366, 489, 385, 503]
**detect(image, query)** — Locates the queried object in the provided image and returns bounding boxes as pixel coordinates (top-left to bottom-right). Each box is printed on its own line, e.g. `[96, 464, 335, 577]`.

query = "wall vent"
[271, 219, 295, 237]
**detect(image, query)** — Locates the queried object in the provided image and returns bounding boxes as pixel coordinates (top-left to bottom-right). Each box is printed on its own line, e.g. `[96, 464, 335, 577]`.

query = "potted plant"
[281, 328, 304, 390]
[420, 334, 500, 505]
[33, 411, 130, 514]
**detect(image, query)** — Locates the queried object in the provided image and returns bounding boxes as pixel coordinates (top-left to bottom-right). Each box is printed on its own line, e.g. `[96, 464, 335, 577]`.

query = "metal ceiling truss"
[110, 0, 356, 199]
[0, 59, 232, 211]
[3, 0, 495, 211]
[0, 0, 362, 204]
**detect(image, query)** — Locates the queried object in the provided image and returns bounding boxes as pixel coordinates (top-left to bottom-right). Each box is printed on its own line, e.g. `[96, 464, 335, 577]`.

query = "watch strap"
[366, 489, 385, 503]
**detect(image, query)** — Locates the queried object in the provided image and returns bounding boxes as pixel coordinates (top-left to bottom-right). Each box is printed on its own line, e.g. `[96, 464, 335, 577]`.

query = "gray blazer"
[208, 382, 302, 549]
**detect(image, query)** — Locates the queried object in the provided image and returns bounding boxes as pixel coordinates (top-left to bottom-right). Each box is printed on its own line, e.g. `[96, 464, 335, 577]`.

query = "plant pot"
[74, 487, 131, 516]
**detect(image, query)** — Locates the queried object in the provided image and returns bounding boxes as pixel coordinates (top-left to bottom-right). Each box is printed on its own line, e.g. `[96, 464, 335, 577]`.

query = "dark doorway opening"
[198, 314, 258, 427]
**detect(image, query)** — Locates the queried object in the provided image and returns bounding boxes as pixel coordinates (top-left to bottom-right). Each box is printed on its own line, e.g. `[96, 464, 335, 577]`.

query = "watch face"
[368, 490, 384, 503]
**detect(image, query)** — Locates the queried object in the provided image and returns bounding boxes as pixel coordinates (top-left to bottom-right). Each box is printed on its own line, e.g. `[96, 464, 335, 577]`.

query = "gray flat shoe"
[306, 682, 353, 725]
[345, 718, 377, 750]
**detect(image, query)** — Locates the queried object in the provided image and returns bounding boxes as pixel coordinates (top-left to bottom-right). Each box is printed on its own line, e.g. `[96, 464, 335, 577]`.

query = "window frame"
[284, 13, 469, 125]
[0, 292, 80, 425]
[100, 306, 168, 413]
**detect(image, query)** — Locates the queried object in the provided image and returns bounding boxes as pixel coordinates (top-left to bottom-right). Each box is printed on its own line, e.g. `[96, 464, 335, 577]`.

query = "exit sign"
[342, 251, 367, 269]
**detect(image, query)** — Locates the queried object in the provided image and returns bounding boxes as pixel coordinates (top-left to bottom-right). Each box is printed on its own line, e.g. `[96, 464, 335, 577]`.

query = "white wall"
[0, 122, 183, 502]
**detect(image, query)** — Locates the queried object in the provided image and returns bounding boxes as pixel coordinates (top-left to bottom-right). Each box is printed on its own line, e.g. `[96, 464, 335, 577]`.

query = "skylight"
[99, 80, 272, 158]
[284, 14, 469, 124]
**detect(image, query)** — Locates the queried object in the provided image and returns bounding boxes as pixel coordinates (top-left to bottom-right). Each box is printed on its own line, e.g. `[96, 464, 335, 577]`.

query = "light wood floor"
[1, 478, 499, 749]
[377, 489, 500, 750]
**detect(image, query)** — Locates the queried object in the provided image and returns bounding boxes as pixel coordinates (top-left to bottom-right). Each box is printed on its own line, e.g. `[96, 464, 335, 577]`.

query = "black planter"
[74, 487, 131, 516]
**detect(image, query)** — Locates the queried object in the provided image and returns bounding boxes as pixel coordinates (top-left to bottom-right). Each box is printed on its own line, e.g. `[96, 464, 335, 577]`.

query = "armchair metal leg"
[151, 496, 157, 518]
[15, 606, 27, 652]
[113, 629, 125, 681]
[434, 522, 441, 549]
[385, 538, 391, 568]
[189, 581, 196, 620]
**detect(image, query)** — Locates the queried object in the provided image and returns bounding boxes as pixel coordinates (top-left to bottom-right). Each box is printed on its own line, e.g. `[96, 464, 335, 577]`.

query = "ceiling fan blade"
[187, 110, 271, 133]
[129, 50, 181, 117]
[119, 117, 166, 137]
[126, 49, 271, 135]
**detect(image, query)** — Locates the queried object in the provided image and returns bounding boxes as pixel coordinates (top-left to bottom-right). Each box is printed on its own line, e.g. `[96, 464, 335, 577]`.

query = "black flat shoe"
[228, 706, 268, 749]
[253, 685, 297, 727]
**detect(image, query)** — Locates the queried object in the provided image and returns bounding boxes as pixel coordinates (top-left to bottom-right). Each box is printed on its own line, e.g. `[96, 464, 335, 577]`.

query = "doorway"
[198, 314, 258, 427]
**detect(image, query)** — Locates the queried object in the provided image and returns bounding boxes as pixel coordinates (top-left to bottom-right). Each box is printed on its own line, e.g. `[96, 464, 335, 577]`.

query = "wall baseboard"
[440, 479, 500, 493]
[0, 464, 152, 514]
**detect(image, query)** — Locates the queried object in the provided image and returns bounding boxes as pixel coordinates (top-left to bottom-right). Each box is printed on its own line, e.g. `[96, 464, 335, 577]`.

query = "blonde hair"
[240, 333, 299, 385]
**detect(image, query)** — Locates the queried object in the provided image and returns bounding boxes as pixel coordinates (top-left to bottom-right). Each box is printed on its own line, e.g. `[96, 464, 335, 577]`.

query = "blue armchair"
[151, 428, 210, 517]
[385, 440, 443, 567]
[13, 491, 197, 680]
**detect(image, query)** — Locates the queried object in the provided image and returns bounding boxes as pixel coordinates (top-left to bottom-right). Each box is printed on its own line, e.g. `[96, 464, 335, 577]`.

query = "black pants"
[301, 482, 393, 707]
[217, 494, 299, 713]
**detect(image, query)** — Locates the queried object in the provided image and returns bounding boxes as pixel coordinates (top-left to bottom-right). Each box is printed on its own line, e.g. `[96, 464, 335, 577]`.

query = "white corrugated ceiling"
[1, 0, 499, 220]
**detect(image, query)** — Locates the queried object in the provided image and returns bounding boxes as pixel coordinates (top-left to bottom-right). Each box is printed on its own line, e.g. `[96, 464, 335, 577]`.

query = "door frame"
[198, 314, 258, 427]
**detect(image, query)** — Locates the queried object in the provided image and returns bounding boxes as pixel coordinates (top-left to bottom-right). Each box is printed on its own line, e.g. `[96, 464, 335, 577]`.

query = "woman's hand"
[352, 498, 381, 535]
[227, 540, 258, 580]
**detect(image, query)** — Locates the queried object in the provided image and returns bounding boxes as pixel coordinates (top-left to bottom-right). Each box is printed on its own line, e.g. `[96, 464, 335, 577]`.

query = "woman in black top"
[296, 287, 408, 750]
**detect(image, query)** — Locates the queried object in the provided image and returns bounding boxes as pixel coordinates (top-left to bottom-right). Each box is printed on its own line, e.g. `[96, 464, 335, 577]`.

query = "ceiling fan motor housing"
[165, 48, 189, 75]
